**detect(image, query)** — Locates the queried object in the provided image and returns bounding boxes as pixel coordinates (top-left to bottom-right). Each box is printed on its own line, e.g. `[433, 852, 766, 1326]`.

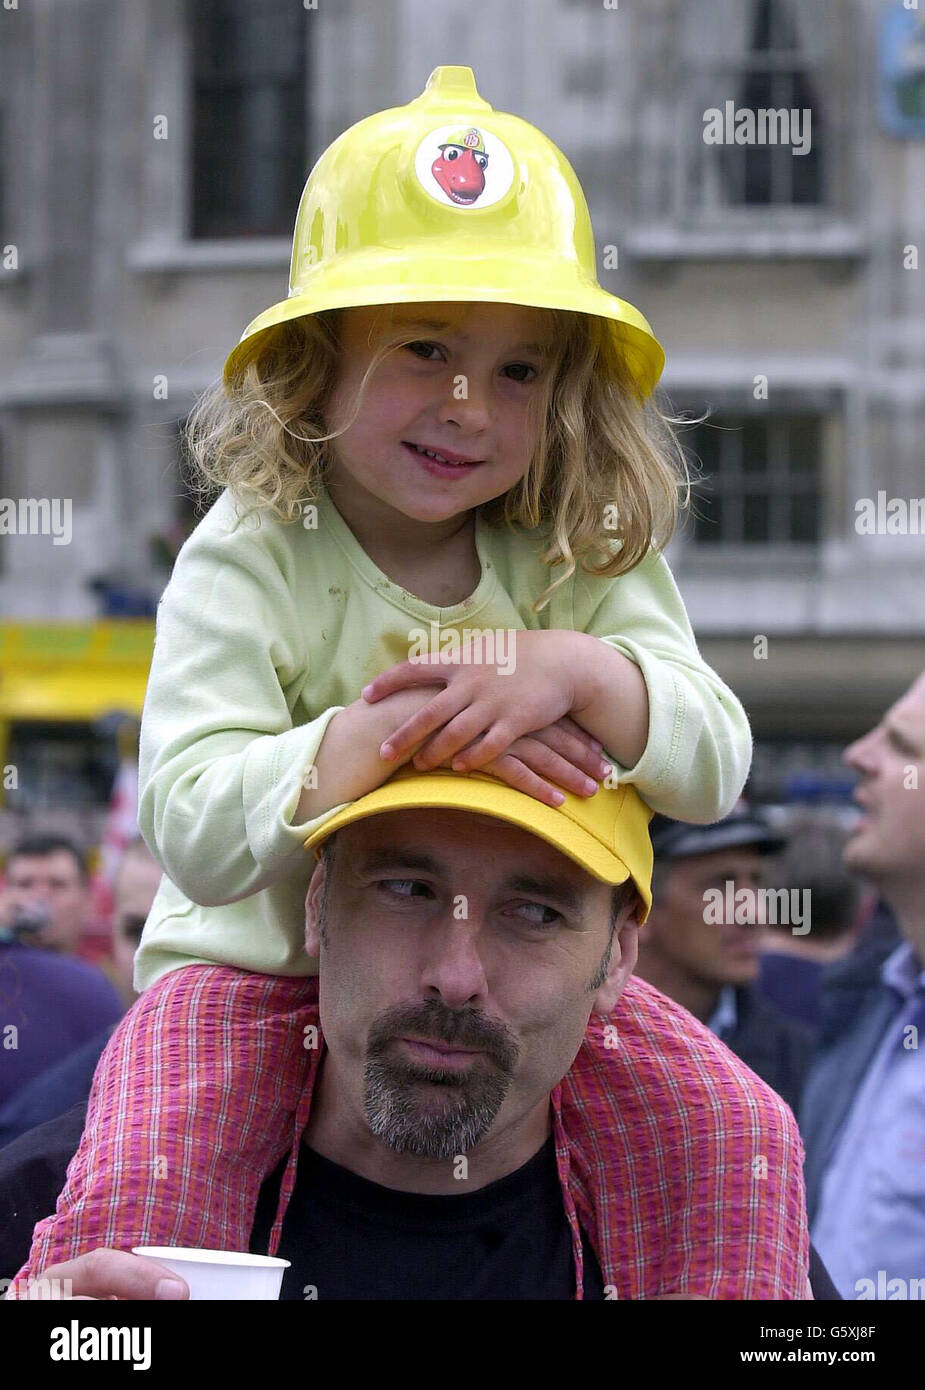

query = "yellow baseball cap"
[303, 762, 654, 919]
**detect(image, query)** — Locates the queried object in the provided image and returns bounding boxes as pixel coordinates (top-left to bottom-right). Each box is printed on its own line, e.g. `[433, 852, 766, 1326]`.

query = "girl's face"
[323, 302, 556, 527]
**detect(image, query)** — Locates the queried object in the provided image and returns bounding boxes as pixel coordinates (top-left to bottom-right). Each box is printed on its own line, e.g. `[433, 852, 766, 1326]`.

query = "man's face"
[640, 848, 766, 991]
[305, 809, 639, 1160]
[5, 850, 90, 952]
[842, 673, 925, 887]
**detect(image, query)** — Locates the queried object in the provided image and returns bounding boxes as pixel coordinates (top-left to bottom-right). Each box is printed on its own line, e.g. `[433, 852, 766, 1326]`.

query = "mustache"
[367, 998, 519, 1071]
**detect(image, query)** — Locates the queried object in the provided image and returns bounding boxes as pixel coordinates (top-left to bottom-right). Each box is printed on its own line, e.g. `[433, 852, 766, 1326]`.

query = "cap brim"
[303, 768, 652, 916]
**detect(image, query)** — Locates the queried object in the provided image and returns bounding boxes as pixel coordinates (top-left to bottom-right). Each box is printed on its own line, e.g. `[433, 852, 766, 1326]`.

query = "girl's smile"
[402, 440, 484, 477]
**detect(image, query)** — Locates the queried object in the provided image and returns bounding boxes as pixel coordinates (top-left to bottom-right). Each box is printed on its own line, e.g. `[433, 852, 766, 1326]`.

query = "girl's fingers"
[480, 754, 567, 808]
[505, 736, 600, 797]
[380, 692, 461, 760]
[446, 719, 521, 772]
[412, 706, 492, 771]
[529, 724, 609, 781]
[553, 714, 603, 753]
[362, 661, 447, 703]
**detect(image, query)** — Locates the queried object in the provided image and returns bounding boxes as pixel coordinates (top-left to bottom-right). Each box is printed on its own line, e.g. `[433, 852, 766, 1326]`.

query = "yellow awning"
[0, 621, 154, 722]
[0, 669, 149, 721]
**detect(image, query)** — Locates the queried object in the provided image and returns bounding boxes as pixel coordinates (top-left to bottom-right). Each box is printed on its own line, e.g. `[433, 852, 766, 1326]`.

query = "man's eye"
[379, 879, 431, 898]
[510, 902, 560, 928]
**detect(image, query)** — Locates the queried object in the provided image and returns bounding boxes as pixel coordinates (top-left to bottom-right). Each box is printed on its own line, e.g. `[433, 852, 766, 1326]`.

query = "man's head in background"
[842, 671, 925, 911]
[634, 810, 785, 1023]
[3, 834, 92, 954]
[301, 766, 651, 1168]
[110, 838, 162, 1004]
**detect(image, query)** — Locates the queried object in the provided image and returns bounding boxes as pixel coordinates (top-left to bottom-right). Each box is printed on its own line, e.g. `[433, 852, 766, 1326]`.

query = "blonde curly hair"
[186, 305, 694, 612]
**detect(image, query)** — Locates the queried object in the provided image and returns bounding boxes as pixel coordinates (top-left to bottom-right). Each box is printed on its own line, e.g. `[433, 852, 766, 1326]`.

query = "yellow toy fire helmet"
[223, 65, 665, 398]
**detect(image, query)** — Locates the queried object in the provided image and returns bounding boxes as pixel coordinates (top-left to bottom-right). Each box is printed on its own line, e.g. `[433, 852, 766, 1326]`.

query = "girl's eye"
[405, 340, 443, 361]
[503, 363, 537, 383]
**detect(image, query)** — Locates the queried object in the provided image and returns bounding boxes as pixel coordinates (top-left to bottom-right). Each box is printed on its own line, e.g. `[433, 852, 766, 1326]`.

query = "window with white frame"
[680, 0, 830, 217]
[191, 0, 309, 238]
[685, 414, 822, 547]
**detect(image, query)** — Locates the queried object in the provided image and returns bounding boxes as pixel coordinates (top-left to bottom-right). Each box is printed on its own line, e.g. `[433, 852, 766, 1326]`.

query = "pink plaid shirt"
[13, 968, 809, 1299]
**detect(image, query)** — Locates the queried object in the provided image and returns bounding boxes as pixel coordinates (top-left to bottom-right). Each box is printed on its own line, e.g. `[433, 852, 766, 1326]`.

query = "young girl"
[14, 67, 751, 1282]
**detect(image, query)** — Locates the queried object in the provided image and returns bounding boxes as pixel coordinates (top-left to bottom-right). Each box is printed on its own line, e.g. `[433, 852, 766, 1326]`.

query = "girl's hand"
[362, 631, 600, 782]
[443, 714, 612, 808]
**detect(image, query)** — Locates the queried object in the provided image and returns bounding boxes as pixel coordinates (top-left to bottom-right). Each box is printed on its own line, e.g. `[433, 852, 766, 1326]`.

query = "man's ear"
[591, 900, 640, 1015]
[635, 907, 653, 947]
[304, 857, 327, 958]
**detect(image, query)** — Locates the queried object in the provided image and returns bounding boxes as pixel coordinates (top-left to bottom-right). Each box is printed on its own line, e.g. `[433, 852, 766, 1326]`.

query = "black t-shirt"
[0, 1103, 604, 1300]
[252, 1133, 605, 1300]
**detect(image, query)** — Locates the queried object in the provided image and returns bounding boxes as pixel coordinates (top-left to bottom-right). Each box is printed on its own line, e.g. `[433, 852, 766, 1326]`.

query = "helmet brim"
[222, 252, 665, 399]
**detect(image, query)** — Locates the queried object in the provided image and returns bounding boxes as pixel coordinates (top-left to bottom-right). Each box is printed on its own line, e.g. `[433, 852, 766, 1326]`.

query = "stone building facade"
[0, 0, 922, 796]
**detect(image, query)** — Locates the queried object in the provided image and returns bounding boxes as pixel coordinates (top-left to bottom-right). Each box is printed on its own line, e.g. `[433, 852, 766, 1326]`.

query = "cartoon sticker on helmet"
[432, 128, 488, 204]
[414, 124, 515, 209]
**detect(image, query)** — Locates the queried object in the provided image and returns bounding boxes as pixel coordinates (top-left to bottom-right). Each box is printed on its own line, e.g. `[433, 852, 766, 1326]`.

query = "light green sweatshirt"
[134, 486, 751, 990]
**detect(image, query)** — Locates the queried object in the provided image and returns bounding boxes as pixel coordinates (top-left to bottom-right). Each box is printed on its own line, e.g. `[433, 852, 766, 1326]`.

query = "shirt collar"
[706, 984, 738, 1038]
[880, 939, 925, 999]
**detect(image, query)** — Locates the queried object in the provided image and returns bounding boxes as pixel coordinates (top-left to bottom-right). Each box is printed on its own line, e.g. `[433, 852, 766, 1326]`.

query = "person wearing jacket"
[634, 809, 815, 1116]
[802, 672, 925, 1299]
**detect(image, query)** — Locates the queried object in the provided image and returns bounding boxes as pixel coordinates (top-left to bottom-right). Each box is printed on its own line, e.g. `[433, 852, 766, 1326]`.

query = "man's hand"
[5, 1249, 189, 1301]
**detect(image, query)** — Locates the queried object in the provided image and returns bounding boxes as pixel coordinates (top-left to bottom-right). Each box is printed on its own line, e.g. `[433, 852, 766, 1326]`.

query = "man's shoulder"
[575, 974, 798, 1128]
[560, 975, 808, 1299]
[816, 925, 902, 1047]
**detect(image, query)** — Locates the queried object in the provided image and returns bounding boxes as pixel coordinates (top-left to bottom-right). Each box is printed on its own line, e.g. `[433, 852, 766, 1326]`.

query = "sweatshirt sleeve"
[137, 500, 346, 907]
[573, 550, 752, 822]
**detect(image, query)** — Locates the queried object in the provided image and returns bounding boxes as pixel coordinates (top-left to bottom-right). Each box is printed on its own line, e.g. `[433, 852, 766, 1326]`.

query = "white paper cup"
[132, 1246, 290, 1300]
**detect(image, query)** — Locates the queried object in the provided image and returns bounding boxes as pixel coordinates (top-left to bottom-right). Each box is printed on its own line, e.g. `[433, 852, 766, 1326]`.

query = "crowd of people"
[0, 835, 161, 1147]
